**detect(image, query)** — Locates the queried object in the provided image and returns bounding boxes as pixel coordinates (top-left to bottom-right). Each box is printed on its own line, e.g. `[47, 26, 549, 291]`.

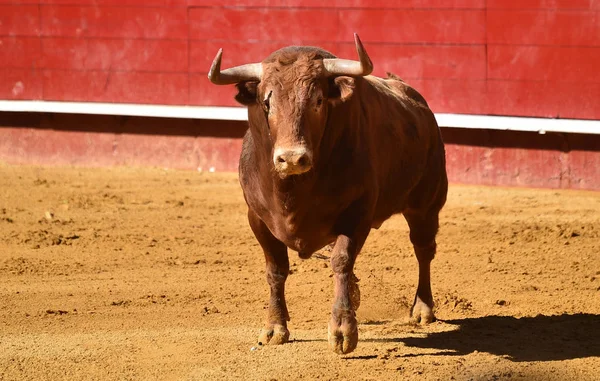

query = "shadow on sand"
[395, 313, 600, 362]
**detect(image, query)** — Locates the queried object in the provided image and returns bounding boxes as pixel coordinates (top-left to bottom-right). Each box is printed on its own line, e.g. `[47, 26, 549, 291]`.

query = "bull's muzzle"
[273, 147, 312, 177]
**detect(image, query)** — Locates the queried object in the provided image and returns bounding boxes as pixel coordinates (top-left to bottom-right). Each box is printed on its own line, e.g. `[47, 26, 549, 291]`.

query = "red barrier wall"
[1, 113, 599, 190]
[1, 1, 599, 119]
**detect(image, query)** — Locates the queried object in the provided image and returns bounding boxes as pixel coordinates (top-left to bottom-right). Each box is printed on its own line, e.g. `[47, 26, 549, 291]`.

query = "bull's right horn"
[323, 33, 373, 77]
[208, 49, 263, 85]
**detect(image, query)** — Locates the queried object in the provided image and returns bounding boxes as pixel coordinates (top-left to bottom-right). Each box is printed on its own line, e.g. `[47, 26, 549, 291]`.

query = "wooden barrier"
[1, 1, 599, 118]
[1, 1, 599, 189]
[1, 112, 598, 190]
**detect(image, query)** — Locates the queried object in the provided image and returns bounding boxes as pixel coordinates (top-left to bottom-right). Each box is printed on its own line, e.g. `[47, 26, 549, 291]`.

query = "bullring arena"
[1, 1, 600, 380]
[1, 165, 599, 380]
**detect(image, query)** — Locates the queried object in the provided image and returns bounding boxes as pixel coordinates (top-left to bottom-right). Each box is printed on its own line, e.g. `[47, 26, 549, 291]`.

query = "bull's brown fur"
[233, 46, 448, 354]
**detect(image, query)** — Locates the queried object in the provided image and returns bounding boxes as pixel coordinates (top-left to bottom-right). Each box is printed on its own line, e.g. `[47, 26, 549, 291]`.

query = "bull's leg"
[328, 224, 370, 355]
[404, 211, 440, 324]
[247, 210, 290, 345]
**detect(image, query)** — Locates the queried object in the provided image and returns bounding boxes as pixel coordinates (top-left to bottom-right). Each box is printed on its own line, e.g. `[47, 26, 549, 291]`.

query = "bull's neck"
[270, 176, 321, 224]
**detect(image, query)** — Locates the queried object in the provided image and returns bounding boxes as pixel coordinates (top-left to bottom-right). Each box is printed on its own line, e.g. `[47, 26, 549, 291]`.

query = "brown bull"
[208, 34, 448, 354]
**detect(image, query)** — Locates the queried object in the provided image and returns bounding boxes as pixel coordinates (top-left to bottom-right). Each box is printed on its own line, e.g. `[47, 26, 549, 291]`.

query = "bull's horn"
[323, 33, 373, 77]
[208, 48, 263, 85]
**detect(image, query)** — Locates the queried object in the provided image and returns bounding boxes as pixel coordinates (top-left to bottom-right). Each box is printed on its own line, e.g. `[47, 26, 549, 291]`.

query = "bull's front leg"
[248, 210, 290, 345]
[328, 223, 370, 355]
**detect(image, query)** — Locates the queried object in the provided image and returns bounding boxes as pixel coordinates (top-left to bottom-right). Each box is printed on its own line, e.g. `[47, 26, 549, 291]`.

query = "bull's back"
[363, 76, 447, 220]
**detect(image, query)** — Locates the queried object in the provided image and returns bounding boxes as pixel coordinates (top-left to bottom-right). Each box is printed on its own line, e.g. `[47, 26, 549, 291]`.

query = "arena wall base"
[1, 112, 599, 190]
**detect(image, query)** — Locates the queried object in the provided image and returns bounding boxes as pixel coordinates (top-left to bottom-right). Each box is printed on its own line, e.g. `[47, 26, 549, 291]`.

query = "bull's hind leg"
[248, 210, 290, 345]
[404, 211, 440, 324]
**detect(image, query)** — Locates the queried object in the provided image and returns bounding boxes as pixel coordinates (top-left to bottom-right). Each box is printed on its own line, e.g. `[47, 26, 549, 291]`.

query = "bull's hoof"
[328, 315, 358, 354]
[409, 296, 436, 325]
[257, 324, 289, 346]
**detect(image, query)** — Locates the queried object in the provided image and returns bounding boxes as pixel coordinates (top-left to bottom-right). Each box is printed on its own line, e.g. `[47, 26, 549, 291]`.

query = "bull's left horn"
[323, 33, 373, 77]
[208, 49, 263, 85]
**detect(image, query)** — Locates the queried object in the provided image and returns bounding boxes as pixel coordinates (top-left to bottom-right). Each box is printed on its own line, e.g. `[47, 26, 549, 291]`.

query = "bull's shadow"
[396, 313, 600, 362]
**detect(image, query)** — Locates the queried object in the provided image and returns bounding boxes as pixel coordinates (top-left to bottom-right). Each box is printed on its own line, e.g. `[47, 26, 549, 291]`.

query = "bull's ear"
[234, 81, 259, 106]
[328, 76, 355, 105]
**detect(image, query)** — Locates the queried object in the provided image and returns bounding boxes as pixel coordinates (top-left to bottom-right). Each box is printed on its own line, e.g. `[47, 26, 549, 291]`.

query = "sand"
[1, 163, 599, 380]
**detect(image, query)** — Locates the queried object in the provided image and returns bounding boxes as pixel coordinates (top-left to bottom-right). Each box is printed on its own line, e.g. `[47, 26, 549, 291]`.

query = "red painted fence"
[1, 0, 599, 119]
[1, 112, 599, 190]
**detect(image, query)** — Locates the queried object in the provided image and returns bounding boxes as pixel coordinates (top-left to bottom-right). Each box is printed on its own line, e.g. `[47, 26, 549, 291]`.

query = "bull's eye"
[263, 91, 272, 112]
[316, 97, 323, 107]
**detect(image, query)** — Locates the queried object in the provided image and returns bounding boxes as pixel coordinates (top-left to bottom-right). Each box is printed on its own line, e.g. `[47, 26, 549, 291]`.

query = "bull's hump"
[264, 46, 336, 63]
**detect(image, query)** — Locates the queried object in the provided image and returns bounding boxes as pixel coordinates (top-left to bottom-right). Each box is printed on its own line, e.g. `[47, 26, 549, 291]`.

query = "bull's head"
[208, 34, 373, 178]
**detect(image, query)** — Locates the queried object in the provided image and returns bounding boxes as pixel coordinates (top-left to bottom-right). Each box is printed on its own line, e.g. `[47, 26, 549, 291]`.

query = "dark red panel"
[191, 136, 244, 172]
[0, 5, 40, 36]
[188, 8, 340, 42]
[115, 132, 244, 171]
[486, 80, 600, 120]
[444, 143, 490, 185]
[568, 143, 600, 190]
[40, 38, 188, 72]
[0, 69, 43, 99]
[40, 5, 188, 39]
[0, 37, 41, 69]
[0, 122, 245, 171]
[0, 126, 117, 167]
[485, 141, 564, 189]
[408, 79, 488, 114]
[442, 129, 581, 189]
[115, 132, 196, 169]
[487, 0, 597, 9]
[43, 70, 189, 104]
[335, 43, 486, 79]
[488, 10, 600, 46]
[2, 114, 600, 190]
[189, 40, 339, 73]
[488, 45, 600, 82]
[338, 9, 486, 44]
[446, 144, 566, 189]
[186, 0, 485, 8]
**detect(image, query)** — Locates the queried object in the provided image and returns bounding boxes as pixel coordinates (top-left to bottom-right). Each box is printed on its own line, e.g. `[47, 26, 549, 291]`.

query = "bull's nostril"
[277, 156, 286, 163]
[296, 156, 307, 166]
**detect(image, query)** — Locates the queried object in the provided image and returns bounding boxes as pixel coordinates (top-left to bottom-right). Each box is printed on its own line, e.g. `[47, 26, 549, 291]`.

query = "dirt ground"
[0, 163, 599, 381]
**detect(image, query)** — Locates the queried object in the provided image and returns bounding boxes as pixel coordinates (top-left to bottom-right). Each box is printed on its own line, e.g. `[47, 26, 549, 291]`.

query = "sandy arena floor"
[0, 163, 599, 380]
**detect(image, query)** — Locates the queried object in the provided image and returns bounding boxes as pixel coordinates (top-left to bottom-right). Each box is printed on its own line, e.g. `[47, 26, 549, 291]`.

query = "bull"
[208, 34, 448, 354]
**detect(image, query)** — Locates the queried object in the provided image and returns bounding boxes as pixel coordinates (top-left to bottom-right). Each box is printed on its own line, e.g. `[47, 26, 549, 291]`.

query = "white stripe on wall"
[1, 100, 599, 135]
